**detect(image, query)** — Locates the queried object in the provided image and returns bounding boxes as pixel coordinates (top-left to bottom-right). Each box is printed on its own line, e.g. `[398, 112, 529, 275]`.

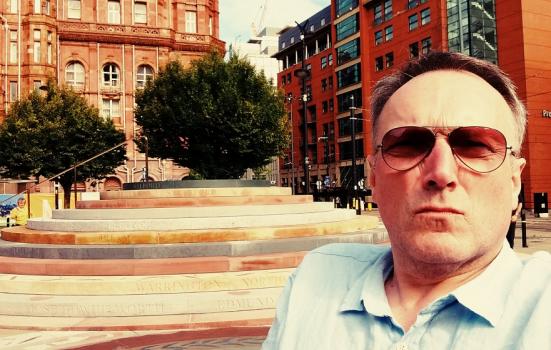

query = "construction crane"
[251, 0, 268, 37]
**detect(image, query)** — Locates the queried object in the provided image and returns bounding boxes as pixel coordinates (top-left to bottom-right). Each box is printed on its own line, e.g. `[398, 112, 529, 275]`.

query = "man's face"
[369, 70, 525, 268]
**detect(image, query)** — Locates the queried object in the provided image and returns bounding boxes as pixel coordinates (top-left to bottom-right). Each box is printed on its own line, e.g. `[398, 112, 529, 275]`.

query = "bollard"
[521, 209, 527, 248]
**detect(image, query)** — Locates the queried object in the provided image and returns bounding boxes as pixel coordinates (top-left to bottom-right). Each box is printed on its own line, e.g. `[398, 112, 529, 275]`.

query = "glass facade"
[338, 115, 363, 137]
[336, 13, 359, 42]
[336, 0, 359, 17]
[337, 88, 362, 113]
[336, 38, 360, 65]
[447, 0, 497, 63]
[337, 63, 361, 89]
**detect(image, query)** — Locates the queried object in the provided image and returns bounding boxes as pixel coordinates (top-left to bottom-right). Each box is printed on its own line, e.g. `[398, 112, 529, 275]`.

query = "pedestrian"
[262, 52, 551, 349]
[9, 197, 28, 226]
[506, 201, 523, 248]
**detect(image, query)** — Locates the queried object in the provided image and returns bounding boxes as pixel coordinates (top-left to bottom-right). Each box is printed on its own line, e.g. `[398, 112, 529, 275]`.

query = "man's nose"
[421, 137, 458, 190]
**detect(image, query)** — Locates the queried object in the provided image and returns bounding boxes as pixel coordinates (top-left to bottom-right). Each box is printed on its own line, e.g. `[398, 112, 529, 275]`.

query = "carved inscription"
[135, 274, 288, 294]
[4, 303, 165, 317]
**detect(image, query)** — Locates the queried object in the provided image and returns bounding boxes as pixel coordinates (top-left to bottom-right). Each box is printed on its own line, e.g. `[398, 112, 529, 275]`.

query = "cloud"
[220, 0, 328, 45]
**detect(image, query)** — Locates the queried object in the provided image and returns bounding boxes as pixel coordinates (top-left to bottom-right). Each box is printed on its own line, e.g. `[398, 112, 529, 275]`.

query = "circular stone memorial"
[0, 180, 384, 331]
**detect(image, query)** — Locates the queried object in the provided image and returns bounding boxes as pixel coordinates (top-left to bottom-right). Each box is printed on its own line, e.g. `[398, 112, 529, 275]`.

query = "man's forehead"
[378, 70, 513, 129]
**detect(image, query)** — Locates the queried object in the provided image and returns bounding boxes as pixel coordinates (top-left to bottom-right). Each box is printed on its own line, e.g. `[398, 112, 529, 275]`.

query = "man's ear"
[511, 157, 526, 209]
[367, 154, 376, 201]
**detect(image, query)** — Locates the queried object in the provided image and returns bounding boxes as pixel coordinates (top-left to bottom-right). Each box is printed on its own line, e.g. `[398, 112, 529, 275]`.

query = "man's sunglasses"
[376, 126, 516, 173]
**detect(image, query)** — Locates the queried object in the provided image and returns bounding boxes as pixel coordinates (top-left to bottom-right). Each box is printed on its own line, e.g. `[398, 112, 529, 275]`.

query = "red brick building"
[0, 0, 223, 192]
[276, 0, 551, 208]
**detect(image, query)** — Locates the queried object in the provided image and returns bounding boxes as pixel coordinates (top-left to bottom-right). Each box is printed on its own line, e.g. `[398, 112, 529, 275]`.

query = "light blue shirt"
[263, 243, 551, 350]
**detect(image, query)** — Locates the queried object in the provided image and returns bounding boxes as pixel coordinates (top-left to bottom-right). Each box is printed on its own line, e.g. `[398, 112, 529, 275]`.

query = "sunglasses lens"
[449, 127, 508, 172]
[381, 126, 435, 171]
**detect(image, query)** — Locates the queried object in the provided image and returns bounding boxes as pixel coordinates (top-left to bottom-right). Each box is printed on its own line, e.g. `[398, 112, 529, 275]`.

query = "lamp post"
[295, 20, 310, 194]
[286, 95, 296, 194]
[143, 135, 149, 182]
[350, 95, 361, 215]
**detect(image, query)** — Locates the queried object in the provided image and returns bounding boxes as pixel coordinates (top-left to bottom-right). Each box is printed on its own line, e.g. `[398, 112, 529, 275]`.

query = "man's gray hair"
[370, 51, 526, 152]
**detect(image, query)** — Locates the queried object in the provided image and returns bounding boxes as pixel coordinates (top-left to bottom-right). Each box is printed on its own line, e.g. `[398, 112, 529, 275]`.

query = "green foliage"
[135, 51, 290, 179]
[0, 81, 127, 207]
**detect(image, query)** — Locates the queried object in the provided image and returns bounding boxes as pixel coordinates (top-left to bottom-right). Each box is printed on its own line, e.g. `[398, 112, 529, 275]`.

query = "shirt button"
[395, 343, 408, 350]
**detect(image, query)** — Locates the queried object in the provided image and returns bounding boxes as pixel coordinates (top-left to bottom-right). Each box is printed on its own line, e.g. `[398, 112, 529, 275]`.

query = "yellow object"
[10, 206, 28, 226]
[367, 202, 373, 212]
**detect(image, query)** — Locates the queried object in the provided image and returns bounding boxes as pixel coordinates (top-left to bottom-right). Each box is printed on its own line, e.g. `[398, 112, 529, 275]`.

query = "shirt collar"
[338, 242, 522, 326]
[452, 242, 522, 326]
[339, 246, 393, 316]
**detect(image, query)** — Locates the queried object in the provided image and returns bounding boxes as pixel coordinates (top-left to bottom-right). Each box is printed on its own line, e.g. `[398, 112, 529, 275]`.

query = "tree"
[0, 81, 127, 208]
[135, 51, 290, 179]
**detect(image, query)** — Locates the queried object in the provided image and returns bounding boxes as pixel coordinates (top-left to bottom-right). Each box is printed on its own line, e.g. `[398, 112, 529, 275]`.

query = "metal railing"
[0, 138, 130, 216]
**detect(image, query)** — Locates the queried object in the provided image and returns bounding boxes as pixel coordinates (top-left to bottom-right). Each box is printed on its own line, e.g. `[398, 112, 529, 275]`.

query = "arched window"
[104, 176, 122, 191]
[102, 63, 119, 87]
[136, 64, 154, 88]
[65, 61, 85, 87]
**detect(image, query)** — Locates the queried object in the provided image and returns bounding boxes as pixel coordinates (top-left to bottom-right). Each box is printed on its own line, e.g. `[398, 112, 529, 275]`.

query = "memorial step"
[99, 186, 292, 200]
[0, 230, 387, 259]
[27, 209, 357, 232]
[77, 195, 313, 209]
[53, 202, 335, 220]
[2, 216, 378, 244]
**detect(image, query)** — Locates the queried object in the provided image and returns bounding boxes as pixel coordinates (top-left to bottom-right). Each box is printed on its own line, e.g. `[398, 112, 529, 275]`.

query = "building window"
[102, 63, 119, 87]
[408, 14, 418, 31]
[408, 0, 419, 9]
[385, 52, 394, 68]
[45, 0, 50, 14]
[34, 80, 42, 90]
[9, 81, 18, 102]
[322, 78, 327, 91]
[336, 38, 360, 65]
[108, 0, 121, 24]
[282, 75, 286, 86]
[374, 3, 383, 25]
[329, 99, 334, 111]
[384, 0, 393, 21]
[33, 29, 41, 63]
[421, 37, 432, 54]
[375, 56, 383, 71]
[209, 16, 213, 35]
[375, 30, 383, 45]
[134, 1, 147, 24]
[335, 13, 359, 42]
[385, 25, 393, 41]
[337, 63, 361, 89]
[337, 89, 362, 113]
[328, 53, 333, 66]
[336, 0, 358, 17]
[322, 100, 328, 113]
[34, 0, 41, 14]
[328, 76, 333, 89]
[66, 61, 85, 87]
[185, 11, 197, 33]
[321, 18, 326, 26]
[68, 0, 81, 19]
[136, 64, 153, 88]
[10, 0, 18, 13]
[409, 42, 419, 58]
[420, 8, 430, 25]
[321, 56, 327, 69]
[9, 30, 17, 64]
[102, 99, 120, 119]
[47, 31, 52, 64]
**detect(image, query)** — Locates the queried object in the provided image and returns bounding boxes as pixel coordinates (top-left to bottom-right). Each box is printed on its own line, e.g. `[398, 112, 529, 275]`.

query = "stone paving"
[0, 209, 549, 350]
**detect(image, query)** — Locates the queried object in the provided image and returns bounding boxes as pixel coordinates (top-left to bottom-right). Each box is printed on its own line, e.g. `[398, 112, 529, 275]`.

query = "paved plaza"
[0, 209, 550, 350]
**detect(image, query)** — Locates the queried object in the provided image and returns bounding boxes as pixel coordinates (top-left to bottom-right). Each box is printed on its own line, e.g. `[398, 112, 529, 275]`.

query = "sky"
[219, 0, 329, 46]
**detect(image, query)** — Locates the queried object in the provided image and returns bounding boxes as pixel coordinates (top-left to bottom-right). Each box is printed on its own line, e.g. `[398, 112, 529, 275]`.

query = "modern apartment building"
[0, 0, 223, 192]
[275, 0, 551, 208]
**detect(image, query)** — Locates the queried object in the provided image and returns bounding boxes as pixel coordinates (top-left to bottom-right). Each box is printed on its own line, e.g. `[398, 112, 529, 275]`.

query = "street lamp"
[295, 20, 310, 194]
[350, 95, 361, 215]
[286, 95, 296, 194]
[143, 135, 149, 182]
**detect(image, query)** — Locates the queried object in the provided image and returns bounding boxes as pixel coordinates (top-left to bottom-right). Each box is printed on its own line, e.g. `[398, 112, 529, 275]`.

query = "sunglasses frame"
[375, 126, 516, 173]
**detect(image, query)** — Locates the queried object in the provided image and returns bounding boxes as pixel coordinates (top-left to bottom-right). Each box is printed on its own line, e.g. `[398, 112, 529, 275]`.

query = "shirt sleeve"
[261, 270, 297, 350]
